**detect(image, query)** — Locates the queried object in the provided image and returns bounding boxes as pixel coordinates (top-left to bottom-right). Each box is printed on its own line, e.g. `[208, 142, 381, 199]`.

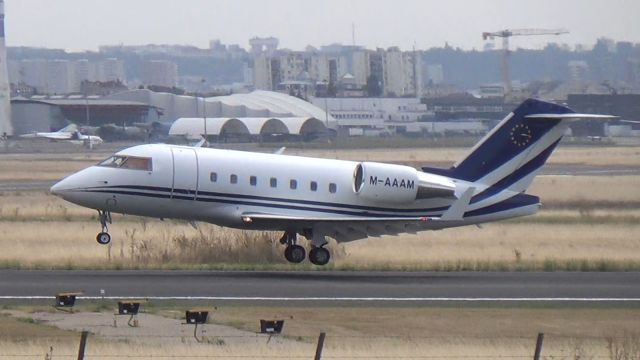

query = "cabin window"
[250, 176, 257, 186]
[230, 174, 238, 184]
[98, 155, 152, 171]
[270, 177, 277, 188]
[210, 172, 217, 182]
[290, 179, 297, 190]
[329, 183, 337, 193]
[310, 181, 318, 191]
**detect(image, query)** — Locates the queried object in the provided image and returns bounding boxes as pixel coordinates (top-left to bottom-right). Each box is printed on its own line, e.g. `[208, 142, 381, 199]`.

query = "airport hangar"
[10, 97, 159, 135]
[10, 90, 334, 141]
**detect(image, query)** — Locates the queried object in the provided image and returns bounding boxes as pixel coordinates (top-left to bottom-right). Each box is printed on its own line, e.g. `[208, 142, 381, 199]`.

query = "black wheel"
[284, 246, 294, 262]
[284, 245, 306, 263]
[309, 247, 330, 266]
[96, 232, 111, 245]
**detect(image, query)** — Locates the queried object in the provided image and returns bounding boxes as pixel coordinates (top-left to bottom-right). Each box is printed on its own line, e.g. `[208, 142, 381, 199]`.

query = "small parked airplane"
[20, 124, 103, 147]
[50, 99, 615, 265]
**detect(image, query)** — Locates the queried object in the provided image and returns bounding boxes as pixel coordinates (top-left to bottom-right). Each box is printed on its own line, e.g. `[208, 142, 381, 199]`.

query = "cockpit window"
[98, 155, 152, 171]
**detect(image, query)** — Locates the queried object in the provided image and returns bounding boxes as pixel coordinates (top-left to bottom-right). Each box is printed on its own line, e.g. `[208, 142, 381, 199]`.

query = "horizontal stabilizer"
[439, 187, 474, 221]
[525, 113, 618, 120]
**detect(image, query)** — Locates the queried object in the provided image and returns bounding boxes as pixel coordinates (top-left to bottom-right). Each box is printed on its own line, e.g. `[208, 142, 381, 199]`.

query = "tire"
[285, 245, 306, 264]
[96, 232, 111, 245]
[309, 247, 330, 266]
[284, 246, 294, 262]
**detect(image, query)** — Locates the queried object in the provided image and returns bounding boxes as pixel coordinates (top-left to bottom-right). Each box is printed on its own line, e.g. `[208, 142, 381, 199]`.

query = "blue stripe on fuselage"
[80, 185, 448, 217]
[78, 185, 539, 221]
[464, 193, 540, 218]
[89, 185, 450, 214]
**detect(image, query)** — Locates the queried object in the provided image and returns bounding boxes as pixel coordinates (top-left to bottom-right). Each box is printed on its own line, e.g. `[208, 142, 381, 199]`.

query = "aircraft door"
[171, 147, 198, 200]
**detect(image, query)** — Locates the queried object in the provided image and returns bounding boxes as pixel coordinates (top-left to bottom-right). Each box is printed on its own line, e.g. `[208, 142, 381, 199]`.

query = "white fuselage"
[50, 144, 538, 242]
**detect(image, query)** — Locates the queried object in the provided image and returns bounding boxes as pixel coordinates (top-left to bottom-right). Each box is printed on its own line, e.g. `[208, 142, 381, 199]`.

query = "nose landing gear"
[96, 210, 112, 245]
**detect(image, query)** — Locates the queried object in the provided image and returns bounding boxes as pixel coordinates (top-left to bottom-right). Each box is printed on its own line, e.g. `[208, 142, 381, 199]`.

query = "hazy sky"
[5, 0, 640, 52]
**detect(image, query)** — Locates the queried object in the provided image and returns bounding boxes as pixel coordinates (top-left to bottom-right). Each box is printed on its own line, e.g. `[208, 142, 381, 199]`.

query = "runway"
[1, 270, 639, 303]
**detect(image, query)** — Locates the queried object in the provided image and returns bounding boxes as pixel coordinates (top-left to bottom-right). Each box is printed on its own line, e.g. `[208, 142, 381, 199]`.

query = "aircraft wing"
[240, 188, 473, 242]
[241, 212, 437, 242]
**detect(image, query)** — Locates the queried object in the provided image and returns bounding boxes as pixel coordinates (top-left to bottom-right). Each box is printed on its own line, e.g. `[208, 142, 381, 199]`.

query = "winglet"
[440, 187, 474, 221]
[274, 146, 286, 155]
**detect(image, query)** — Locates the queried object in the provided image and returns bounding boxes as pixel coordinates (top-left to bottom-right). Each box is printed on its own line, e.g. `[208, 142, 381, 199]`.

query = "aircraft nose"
[50, 178, 70, 197]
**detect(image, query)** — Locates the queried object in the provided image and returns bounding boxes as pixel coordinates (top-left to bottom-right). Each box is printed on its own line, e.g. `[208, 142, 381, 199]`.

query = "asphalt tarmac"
[1, 270, 639, 303]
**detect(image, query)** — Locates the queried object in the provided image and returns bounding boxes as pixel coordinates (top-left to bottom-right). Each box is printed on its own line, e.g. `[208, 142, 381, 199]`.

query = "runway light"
[118, 301, 141, 315]
[54, 292, 83, 312]
[260, 319, 285, 334]
[114, 300, 145, 327]
[185, 309, 210, 343]
[186, 309, 209, 324]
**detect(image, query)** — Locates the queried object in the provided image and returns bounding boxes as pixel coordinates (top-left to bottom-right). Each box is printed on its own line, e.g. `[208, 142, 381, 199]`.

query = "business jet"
[50, 99, 615, 265]
[20, 124, 103, 147]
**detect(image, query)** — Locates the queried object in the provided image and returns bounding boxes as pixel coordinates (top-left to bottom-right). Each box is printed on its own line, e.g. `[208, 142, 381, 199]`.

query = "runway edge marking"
[2, 296, 640, 302]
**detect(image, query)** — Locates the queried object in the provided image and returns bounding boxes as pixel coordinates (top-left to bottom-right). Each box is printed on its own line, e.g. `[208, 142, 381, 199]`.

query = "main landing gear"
[280, 232, 305, 263]
[96, 210, 112, 245]
[279, 231, 331, 266]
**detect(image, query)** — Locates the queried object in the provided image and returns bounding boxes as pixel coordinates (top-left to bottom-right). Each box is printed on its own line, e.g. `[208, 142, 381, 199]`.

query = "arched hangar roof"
[169, 117, 327, 138]
[107, 89, 336, 126]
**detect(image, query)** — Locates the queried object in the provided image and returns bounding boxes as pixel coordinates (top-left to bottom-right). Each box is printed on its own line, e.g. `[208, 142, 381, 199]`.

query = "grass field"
[0, 146, 639, 270]
[0, 178, 639, 270]
[1, 145, 640, 359]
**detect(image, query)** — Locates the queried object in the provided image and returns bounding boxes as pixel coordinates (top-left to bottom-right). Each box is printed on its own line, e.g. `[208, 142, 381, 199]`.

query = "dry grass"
[2, 307, 640, 359]
[0, 338, 613, 360]
[0, 191, 91, 220]
[0, 156, 101, 181]
[0, 217, 638, 270]
[0, 146, 638, 270]
[0, 220, 295, 268]
[530, 175, 640, 207]
[342, 222, 640, 269]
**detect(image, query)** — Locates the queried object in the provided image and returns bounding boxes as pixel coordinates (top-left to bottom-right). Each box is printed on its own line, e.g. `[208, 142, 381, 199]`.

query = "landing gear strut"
[96, 210, 112, 245]
[280, 231, 305, 263]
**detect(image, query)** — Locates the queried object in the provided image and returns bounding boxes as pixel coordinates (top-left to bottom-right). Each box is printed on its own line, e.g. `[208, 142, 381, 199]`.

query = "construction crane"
[482, 28, 569, 96]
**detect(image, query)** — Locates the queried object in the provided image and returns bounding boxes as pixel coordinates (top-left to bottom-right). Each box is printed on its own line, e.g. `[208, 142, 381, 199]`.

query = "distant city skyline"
[5, 0, 640, 52]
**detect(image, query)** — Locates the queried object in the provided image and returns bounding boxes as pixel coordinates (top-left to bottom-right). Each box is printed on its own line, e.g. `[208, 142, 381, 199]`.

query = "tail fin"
[422, 98, 615, 205]
[57, 123, 78, 133]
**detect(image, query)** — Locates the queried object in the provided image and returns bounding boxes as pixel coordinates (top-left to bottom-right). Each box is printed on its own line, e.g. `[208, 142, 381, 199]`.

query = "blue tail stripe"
[449, 99, 571, 182]
[464, 194, 540, 218]
[470, 138, 562, 204]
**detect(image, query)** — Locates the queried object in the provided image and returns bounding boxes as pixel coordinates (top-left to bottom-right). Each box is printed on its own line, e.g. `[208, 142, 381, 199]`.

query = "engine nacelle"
[353, 162, 419, 204]
[353, 162, 457, 204]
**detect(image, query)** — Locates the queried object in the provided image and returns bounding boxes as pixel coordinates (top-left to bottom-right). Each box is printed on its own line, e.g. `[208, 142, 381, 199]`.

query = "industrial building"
[568, 94, 640, 137]
[10, 97, 159, 135]
[10, 90, 335, 142]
